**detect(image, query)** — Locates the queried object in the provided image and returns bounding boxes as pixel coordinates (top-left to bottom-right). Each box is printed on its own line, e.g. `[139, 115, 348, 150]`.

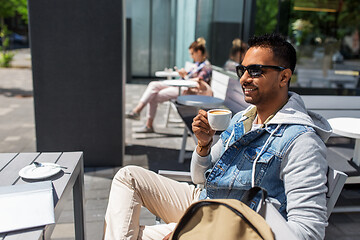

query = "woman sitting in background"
[223, 38, 248, 72]
[126, 37, 212, 133]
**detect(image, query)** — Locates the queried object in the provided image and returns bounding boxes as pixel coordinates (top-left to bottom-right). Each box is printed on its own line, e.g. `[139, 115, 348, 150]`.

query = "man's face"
[239, 47, 286, 109]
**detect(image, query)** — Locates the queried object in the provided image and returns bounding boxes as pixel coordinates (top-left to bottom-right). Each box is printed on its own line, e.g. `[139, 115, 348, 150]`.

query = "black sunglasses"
[236, 64, 286, 78]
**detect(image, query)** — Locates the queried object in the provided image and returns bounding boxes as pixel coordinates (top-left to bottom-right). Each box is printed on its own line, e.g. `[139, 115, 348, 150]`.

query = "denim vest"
[199, 112, 316, 218]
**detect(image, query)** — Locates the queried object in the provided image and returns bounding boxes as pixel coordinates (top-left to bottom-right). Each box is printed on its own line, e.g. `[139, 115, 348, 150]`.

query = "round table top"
[162, 80, 198, 88]
[328, 117, 360, 139]
[177, 95, 224, 109]
[155, 71, 179, 78]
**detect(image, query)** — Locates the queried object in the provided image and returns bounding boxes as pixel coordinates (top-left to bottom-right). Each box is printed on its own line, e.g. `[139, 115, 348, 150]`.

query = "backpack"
[169, 198, 275, 240]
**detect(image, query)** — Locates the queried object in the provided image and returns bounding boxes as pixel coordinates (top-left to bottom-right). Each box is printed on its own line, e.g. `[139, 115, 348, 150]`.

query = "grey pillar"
[210, 0, 255, 67]
[242, 0, 256, 42]
[28, 0, 126, 166]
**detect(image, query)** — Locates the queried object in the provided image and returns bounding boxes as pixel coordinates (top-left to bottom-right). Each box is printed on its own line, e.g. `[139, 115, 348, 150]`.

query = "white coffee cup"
[207, 109, 232, 131]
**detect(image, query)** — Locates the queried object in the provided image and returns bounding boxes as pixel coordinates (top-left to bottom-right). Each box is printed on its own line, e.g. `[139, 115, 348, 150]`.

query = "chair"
[326, 139, 360, 213]
[164, 62, 196, 127]
[159, 165, 348, 219]
[326, 166, 348, 218]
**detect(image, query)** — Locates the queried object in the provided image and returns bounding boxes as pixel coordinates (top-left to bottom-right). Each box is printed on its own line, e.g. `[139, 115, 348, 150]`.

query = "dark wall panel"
[211, 22, 242, 67]
[28, 0, 125, 166]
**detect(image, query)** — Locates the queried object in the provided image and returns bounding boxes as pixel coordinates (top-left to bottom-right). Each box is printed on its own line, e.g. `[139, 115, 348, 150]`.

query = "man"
[104, 33, 331, 240]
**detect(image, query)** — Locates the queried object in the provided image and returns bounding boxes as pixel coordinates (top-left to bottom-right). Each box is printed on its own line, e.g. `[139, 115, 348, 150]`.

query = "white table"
[162, 79, 198, 96]
[155, 71, 179, 80]
[0, 152, 85, 240]
[328, 118, 360, 167]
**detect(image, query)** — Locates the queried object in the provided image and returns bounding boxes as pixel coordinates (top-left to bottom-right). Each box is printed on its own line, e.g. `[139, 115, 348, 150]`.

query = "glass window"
[277, 0, 360, 95]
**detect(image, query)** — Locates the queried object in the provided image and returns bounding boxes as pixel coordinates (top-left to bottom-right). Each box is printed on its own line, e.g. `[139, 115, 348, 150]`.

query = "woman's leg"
[133, 81, 170, 114]
[104, 165, 201, 240]
[146, 86, 179, 124]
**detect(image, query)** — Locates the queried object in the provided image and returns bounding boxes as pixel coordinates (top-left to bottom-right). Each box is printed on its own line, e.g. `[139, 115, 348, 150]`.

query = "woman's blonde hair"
[230, 38, 248, 58]
[189, 37, 207, 55]
[232, 38, 242, 48]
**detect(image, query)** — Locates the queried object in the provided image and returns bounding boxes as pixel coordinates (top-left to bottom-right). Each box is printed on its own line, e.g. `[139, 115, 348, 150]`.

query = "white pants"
[104, 166, 201, 240]
[139, 81, 185, 120]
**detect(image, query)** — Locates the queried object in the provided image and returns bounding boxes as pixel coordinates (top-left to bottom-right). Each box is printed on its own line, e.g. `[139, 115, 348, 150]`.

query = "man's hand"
[192, 109, 216, 156]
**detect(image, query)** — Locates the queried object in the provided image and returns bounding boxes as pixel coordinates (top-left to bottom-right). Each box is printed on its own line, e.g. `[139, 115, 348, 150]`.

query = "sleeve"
[281, 131, 328, 240]
[195, 62, 212, 84]
[190, 138, 223, 184]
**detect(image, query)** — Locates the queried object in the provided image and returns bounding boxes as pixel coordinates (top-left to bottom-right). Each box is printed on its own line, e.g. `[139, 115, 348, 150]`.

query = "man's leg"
[104, 165, 201, 240]
[138, 223, 177, 240]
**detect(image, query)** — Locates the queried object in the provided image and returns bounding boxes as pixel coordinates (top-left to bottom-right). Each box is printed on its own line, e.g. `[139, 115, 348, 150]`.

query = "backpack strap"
[241, 186, 267, 206]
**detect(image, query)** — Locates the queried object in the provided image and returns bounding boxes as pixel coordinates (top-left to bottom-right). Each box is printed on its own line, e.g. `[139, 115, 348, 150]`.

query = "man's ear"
[279, 69, 292, 87]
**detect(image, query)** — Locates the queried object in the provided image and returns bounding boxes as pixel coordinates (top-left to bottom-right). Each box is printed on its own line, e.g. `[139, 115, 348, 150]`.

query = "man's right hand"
[192, 110, 215, 156]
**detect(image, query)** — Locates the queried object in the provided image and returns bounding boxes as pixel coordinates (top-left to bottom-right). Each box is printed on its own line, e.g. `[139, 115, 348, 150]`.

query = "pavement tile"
[85, 189, 111, 200]
[85, 208, 107, 222]
[85, 199, 109, 210]
[85, 221, 106, 240]
[51, 223, 75, 240]
[85, 177, 112, 190]
[93, 167, 117, 178]
[56, 210, 75, 224]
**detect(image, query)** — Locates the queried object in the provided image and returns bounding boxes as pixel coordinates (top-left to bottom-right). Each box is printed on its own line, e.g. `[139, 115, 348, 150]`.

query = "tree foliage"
[0, 0, 27, 67]
[0, 0, 28, 26]
[255, 0, 278, 35]
[337, 0, 360, 37]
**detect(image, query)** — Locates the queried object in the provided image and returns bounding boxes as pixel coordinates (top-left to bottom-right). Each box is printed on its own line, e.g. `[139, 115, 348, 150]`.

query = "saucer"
[19, 163, 62, 180]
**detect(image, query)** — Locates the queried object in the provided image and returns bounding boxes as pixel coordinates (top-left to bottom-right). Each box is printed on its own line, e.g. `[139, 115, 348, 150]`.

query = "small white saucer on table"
[328, 117, 360, 167]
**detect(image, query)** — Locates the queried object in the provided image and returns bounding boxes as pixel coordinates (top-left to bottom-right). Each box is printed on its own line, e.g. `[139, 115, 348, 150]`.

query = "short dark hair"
[248, 33, 296, 74]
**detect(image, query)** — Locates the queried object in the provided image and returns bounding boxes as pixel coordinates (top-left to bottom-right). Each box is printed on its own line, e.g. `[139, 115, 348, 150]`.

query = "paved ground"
[1, 49, 360, 239]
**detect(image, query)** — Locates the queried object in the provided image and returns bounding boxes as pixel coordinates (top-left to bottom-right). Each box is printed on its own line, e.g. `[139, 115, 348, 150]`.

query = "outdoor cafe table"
[162, 79, 198, 96]
[176, 95, 224, 109]
[328, 117, 360, 167]
[0, 152, 85, 240]
[155, 70, 179, 80]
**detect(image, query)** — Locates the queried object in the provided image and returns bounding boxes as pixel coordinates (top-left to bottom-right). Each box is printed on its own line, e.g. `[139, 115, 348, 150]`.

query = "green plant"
[0, 25, 14, 67]
[0, 51, 15, 67]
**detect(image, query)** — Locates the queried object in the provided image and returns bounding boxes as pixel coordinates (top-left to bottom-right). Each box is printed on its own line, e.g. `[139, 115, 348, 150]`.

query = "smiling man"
[104, 34, 332, 240]
[191, 33, 332, 239]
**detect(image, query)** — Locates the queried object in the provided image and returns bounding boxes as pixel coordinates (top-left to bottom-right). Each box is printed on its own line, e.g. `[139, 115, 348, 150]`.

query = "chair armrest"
[326, 166, 348, 218]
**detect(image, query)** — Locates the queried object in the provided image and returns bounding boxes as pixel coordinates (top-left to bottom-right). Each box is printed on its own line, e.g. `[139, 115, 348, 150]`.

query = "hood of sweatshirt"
[244, 91, 333, 142]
